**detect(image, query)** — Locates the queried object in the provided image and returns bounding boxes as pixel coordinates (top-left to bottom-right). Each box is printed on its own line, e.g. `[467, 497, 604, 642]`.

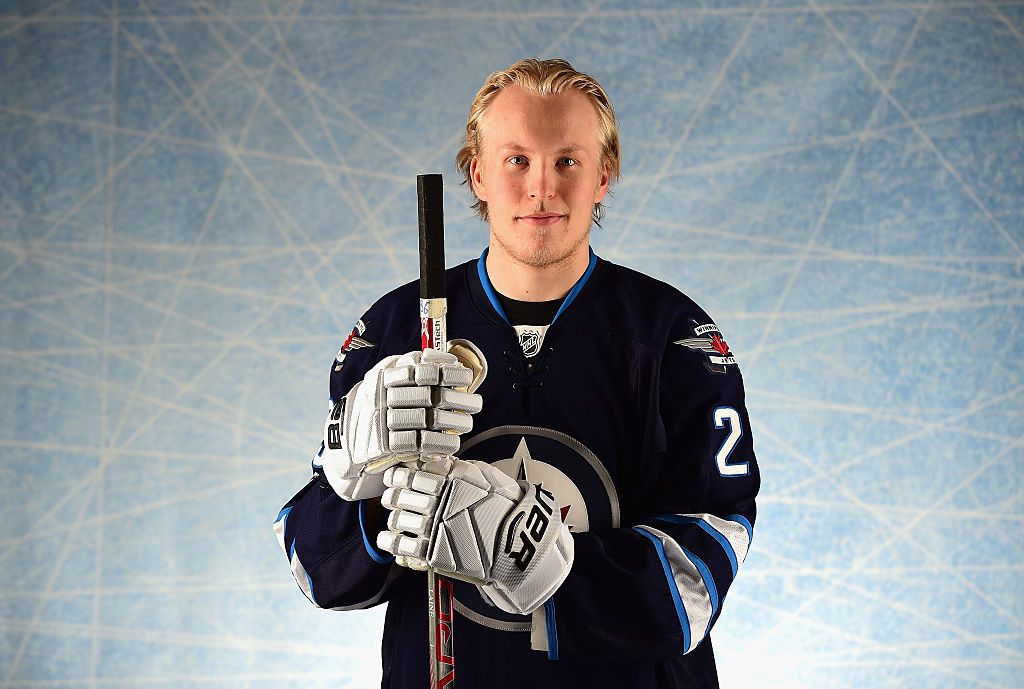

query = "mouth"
[516, 212, 566, 227]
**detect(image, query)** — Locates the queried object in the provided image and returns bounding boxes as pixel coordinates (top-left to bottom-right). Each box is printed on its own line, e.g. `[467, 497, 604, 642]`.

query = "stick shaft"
[417, 174, 455, 689]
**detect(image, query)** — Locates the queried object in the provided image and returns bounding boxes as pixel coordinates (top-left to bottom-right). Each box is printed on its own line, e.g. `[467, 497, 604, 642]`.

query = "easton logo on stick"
[420, 299, 447, 351]
[674, 320, 737, 374]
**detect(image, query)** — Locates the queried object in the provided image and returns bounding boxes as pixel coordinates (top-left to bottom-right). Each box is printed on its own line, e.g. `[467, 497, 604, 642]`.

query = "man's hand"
[318, 349, 483, 501]
[376, 459, 574, 616]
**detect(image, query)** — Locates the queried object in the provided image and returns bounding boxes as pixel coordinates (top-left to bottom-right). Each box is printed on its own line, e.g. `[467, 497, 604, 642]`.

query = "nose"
[527, 164, 555, 200]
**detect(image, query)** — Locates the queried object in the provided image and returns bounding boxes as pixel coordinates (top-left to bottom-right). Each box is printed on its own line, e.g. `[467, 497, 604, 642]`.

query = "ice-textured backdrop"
[1, 0, 1022, 687]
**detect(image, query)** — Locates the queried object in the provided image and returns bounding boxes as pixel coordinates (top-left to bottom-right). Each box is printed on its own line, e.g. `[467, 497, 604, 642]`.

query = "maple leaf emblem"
[710, 332, 730, 356]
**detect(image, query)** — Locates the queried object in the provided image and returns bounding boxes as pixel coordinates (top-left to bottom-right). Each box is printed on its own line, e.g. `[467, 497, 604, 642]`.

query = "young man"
[275, 58, 760, 689]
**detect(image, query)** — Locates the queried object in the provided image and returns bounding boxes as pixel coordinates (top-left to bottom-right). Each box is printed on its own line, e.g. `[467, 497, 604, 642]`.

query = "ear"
[593, 162, 610, 204]
[469, 157, 488, 202]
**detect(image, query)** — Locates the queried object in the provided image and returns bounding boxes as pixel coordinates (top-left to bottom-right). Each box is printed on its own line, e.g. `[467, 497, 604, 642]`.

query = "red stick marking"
[436, 668, 455, 688]
[434, 575, 455, 685]
[421, 316, 433, 350]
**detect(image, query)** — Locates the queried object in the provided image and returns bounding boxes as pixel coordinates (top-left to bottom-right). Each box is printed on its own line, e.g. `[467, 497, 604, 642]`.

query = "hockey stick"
[417, 173, 456, 689]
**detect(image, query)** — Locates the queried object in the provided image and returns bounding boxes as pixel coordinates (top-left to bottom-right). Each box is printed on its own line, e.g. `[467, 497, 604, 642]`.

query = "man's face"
[470, 85, 610, 269]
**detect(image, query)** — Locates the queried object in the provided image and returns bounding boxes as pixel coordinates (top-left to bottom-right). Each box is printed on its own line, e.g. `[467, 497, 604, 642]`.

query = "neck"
[485, 240, 590, 301]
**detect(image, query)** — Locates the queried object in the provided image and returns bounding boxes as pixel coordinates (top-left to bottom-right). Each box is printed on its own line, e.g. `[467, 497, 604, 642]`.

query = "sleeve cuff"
[358, 499, 395, 565]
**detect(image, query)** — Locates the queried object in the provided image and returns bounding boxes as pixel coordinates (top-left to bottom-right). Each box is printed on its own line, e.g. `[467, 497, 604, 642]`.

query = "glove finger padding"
[383, 350, 475, 389]
[370, 349, 483, 472]
[387, 387, 482, 413]
[318, 344, 486, 499]
[386, 407, 474, 434]
[376, 460, 574, 615]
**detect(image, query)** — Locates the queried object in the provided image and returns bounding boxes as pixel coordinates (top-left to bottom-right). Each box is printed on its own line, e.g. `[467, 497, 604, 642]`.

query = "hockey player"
[275, 58, 760, 688]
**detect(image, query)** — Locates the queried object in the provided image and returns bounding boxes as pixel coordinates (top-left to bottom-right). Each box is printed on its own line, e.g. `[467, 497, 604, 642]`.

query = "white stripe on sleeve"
[636, 525, 713, 651]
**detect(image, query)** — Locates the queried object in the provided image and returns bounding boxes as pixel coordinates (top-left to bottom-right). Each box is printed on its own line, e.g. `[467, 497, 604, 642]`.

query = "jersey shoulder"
[597, 260, 719, 342]
[595, 259, 744, 380]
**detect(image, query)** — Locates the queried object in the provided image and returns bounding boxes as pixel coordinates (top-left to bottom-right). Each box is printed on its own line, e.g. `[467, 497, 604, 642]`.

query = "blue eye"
[508, 155, 527, 165]
[559, 157, 577, 167]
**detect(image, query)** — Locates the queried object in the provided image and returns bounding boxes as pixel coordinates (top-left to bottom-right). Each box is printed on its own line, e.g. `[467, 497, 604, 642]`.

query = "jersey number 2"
[713, 406, 749, 477]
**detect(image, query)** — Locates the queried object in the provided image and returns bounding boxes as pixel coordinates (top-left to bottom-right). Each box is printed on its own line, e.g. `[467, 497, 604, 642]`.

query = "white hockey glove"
[377, 459, 574, 616]
[318, 348, 483, 501]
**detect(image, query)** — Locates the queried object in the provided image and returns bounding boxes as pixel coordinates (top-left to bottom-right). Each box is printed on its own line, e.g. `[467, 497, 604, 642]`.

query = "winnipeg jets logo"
[454, 427, 616, 628]
[334, 319, 374, 370]
[674, 321, 737, 374]
[493, 437, 580, 530]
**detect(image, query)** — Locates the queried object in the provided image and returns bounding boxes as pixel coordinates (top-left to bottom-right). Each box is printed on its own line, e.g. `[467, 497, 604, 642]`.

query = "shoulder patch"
[673, 319, 737, 374]
[334, 318, 375, 371]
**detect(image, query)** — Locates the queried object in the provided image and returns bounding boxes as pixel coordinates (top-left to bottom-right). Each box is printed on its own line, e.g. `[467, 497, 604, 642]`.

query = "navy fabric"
[278, 254, 759, 688]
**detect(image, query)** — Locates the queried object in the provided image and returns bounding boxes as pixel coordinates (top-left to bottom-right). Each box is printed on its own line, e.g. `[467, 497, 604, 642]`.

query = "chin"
[515, 251, 563, 268]
[494, 219, 590, 269]
[512, 240, 584, 269]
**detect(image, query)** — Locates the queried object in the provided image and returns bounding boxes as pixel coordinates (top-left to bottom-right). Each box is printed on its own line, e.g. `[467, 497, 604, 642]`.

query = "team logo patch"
[495, 438, 579, 530]
[453, 427, 619, 629]
[334, 319, 374, 371]
[674, 320, 737, 374]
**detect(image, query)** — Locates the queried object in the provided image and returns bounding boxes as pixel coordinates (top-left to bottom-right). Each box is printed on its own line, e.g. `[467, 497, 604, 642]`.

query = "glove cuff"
[480, 520, 574, 615]
[321, 382, 386, 501]
[482, 481, 575, 615]
[324, 471, 386, 501]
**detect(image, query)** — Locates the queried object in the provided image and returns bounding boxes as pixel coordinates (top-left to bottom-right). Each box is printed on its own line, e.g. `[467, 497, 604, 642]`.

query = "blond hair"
[455, 58, 621, 224]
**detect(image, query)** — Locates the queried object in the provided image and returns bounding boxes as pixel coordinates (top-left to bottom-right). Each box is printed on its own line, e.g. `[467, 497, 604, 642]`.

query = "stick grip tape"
[418, 174, 446, 300]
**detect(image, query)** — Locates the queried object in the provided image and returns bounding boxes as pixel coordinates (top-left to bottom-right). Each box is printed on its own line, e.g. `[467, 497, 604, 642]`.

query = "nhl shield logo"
[518, 329, 542, 358]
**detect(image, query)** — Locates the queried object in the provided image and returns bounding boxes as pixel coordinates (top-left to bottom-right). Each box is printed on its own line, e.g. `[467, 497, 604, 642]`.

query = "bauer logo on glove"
[504, 483, 556, 572]
[325, 398, 345, 450]
[377, 459, 574, 616]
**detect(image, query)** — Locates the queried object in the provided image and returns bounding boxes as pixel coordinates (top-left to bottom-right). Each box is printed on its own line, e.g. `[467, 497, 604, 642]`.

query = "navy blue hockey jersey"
[275, 250, 759, 688]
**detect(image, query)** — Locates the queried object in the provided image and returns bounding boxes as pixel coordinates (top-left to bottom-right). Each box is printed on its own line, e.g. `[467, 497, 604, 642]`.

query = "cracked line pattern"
[0, 0, 1021, 686]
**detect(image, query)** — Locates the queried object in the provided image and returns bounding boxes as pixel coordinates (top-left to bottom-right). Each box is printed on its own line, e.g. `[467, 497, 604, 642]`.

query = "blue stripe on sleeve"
[653, 514, 739, 577]
[275, 505, 292, 528]
[634, 526, 691, 653]
[545, 598, 559, 660]
[289, 539, 318, 606]
[727, 514, 754, 544]
[359, 500, 395, 565]
[681, 546, 719, 639]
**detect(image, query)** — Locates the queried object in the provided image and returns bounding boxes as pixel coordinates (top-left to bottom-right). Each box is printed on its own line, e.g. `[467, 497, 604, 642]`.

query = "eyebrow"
[499, 143, 586, 155]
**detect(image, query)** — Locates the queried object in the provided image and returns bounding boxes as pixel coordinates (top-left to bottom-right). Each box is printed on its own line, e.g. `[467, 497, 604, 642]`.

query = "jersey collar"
[475, 246, 599, 327]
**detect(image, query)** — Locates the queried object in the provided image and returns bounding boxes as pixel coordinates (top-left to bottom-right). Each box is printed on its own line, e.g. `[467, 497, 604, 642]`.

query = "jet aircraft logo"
[334, 319, 375, 370]
[674, 321, 737, 374]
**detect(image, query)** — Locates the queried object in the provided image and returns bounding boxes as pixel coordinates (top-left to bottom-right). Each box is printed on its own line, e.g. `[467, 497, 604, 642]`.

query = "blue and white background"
[1, 0, 1022, 686]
